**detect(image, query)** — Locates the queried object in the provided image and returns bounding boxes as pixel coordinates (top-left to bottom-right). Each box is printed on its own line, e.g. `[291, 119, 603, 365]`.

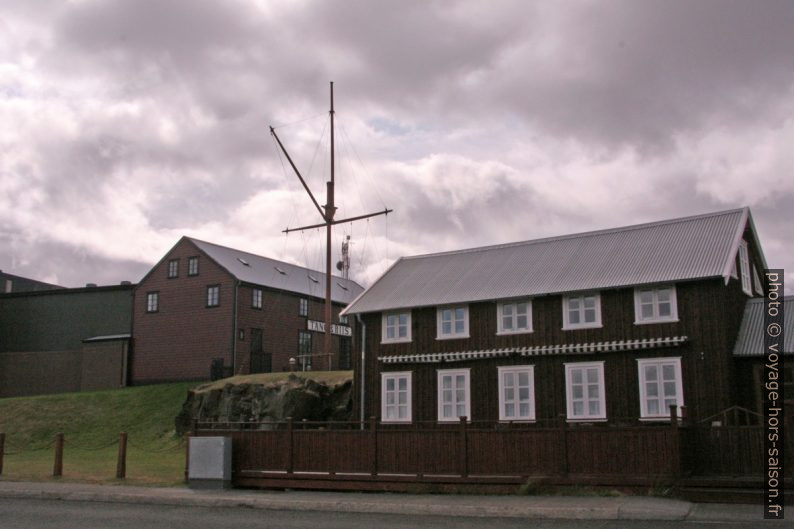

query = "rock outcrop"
[175, 374, 353, 435]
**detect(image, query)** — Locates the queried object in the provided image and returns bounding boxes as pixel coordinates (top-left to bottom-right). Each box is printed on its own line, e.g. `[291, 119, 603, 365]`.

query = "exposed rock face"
[175, 374, 353, 435]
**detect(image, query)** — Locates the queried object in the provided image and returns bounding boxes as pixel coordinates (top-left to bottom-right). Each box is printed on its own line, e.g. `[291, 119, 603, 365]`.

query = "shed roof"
[733, 298, 792, 357]
[189, 238, 364, 305]
[343, 207, 761, 315]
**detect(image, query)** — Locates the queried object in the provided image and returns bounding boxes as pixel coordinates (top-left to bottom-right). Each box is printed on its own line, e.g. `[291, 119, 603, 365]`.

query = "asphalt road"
[1, 498, 792, 529]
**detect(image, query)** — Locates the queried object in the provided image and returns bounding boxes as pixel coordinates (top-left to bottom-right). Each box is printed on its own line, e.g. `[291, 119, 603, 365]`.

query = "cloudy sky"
[1, 0, 792, 293]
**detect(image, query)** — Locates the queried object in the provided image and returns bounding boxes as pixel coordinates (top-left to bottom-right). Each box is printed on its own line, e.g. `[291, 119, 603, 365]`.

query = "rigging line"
[336, 123, 368, 217]
[270, 112, 327, 130]
[271, 135, 300, 230]
[339, 119, 388, 209]
[305, 119, 329, 198]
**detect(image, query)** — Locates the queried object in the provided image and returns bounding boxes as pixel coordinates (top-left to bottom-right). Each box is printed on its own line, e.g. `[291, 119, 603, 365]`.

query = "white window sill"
[436, 334, 470, 341]
[498, 418, 536, 423]
[496, 329, 533, 336]
[381, 418, 412, 424]
[634, 318, 679, 325]
[638, 416, 675, 422]
[438, 417, 471, 422]
[565, 417, 607, 423]
[381, 338, 412, 345]
[562, 324, 602, 331]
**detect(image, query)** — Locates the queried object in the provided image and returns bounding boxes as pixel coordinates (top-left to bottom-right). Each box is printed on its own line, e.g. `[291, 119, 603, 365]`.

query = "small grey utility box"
[188, 436, 232, 490]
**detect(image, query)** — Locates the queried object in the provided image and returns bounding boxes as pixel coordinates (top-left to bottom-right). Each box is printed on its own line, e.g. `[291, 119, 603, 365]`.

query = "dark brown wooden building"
[131, 237, 363, 384]
[343, 207, 775, 426]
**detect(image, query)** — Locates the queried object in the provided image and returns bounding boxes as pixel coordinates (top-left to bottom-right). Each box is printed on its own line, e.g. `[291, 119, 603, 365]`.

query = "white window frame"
[167, 259, 179, 278]
[436, 305, 470, 340]
[206, 285, 220, 307]
[299, 298, 308, 317]
[738, 240, 752, 296]
[252, 288, 263, 309]
[637, 357, 684, 420]
[564, 361, 606, 421]
[188, 256, 199, 276]
[634, 285, 678, 324]
[752, 264, 764, 296]
[437, 368, 471, 422]
[496, 300, 533, 335]
[562, 293, 602, 330]
[381, 371, 412, 423]
[497, 366, 536, 421]
[146, 292, 159, 313]
[381, 311, 412, 343]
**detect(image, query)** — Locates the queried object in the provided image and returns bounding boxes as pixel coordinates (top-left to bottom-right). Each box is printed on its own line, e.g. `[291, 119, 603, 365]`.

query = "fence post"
[459, 417, 469, 478]
[369, 416, 378, 476]
[670, 405, 681, 478]
[559, 414, 569, 476]
[286, 417, 294, 475]
[184, 433, 191, 483]
[0, 433, 4, 476]
[53, 433, 64, 477]
[116, 432, 127, 479]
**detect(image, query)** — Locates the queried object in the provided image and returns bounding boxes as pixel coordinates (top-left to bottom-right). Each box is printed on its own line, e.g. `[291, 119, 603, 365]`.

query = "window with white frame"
[167, 259, 179, 278]
[634, 286, 678, 324]
[498, 366, 535, 421]
[252, 288, 263, 309]
[382, 311, 411, 343]
[637, 357, 683, 419]
[437, 369, 470, 421]
[562, 294, 601, 330]
[565, 362, 606, 421]
[738, 240, 752, 296]
[382, 372, 412, 422]
[497, 300, 532, 334]
[437, 306, 469, 339]
[188, 256, 199, 276]
[299, 298, 308, 317]
[206, 285, 220, 307]
[146, 292, 159, 313]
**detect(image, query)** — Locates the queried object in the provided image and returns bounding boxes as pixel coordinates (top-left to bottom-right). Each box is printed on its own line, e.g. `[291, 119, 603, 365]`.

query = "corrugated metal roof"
[189, 238, 364, 305]
[344, 208, 752, 315]
[733, 298, 793, 356]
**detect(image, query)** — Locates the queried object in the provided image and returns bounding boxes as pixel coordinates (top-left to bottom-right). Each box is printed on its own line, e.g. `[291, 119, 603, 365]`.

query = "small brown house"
[343, 207, 771, 426]
[131, 237, 363, 384]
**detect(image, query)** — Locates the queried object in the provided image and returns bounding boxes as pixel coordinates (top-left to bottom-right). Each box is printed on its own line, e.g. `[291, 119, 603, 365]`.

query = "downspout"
[356, 313, 366, 430]
[231, 280, 239, 376]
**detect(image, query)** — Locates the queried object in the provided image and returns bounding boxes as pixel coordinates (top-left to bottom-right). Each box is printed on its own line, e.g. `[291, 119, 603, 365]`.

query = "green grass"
[0, 382, 197, 486]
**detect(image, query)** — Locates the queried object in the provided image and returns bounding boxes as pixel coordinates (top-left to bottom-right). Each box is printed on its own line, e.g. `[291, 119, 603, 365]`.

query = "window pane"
[398, 326, 407, 338]
[387, 315, 396, 326]
[456, 374, 465, 387]
[664, 398, 677, 410]
[572, 369, 582, 384]
[640, 291, 653, 304]
[503, 316, 513, 330]
[456, 404, 465, 417]
[398, 392, 407, 405]
[443, 389, 452, 403]
[387, 327, 395, 339]
[662, 365, 675, 380]
[519, 403, 529, 417]
[645, 365, 657, 381]
[456, 389, 465, 403]
[442, 321, 451, 334]
[386, 407, 395, 419]
[663, 382, 676, 396]
[587, 384, 599, 399]
[641, 304, 654, 319]
[516, 303, 527, 315]
[569, 310, 580, 324]
[442, 310, 452, 322]
[386, 393, 394, 405]
[386, 379, 395, 391]
[658, 302, 671, 317]
[519, 387, 530, 401]
[646, 382, 658, 397]
[583, 296, 596, 309]
[502, 304, 513, 316]
[572, 385, 583, 399]
[398, 378, 407, 391]
[657, 289, 671, 302]
[518, 372, 529, 387]
[573, 402, 584, 415]
[505, 387, 514, 400]
[455, 319, 464, 333]
[517, 315, 528, 329]
[442, 376, 451, 390]
[443, 404, 452, 417]
[505, 403, 515, 417]
[586, 368, 598, 384]
[647, 399, 659, 415]
[504, 372, 514, 387]
[588, 401, 599, 415]
[399, 313, 408, 325]
[584, 308, 596, 322]
[568, 298, 580, 310]
[455, 308, 465, 320]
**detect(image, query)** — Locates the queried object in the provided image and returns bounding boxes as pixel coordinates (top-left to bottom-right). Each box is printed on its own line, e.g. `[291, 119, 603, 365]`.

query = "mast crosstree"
[270, 82, 392, 370]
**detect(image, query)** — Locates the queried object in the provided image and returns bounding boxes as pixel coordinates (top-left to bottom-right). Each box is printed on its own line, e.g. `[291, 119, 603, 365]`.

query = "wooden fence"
[194, 415, 684, 490]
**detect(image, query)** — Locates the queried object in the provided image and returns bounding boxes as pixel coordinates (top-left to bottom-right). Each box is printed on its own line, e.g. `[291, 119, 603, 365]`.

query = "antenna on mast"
[270, 82, 392, 370]
[337, 235, 351, 280]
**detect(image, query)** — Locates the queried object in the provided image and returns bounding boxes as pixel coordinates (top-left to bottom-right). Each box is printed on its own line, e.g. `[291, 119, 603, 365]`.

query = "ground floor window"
[298, 331, 312, 371]
[637, 357, 683, 419]
[498, 366, 535, 421]
[437, 368, 470, 421]
[382, 372, 412, 422]
[564, 361, 606, 421]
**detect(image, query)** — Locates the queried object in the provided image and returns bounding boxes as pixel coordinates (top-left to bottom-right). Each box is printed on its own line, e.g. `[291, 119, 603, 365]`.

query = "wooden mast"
[270, 82, 392, 370]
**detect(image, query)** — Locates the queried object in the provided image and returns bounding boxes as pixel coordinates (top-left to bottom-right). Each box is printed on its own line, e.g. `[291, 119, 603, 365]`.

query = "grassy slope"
[0, 382, 196, 485]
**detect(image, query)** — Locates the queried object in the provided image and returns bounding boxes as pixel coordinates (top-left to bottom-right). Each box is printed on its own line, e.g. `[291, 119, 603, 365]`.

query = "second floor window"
[634, 286, 678, 324]
[188, 256, 199, 276]
[382, 312, 411, 343]
[298, 331, 312, 370]
[299, 298, 308, 317]
[252, 289, 263, 309]
[437, 306, 469, 339]
[497, 300, 532, 334]
[146, 292, 159, 313]
[206, 285, 220, 307]
[563, 294, 601, 330]
[167, 259, 179, 278]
